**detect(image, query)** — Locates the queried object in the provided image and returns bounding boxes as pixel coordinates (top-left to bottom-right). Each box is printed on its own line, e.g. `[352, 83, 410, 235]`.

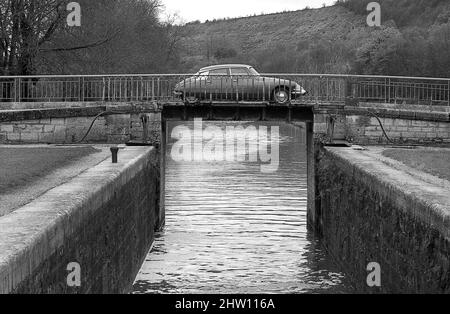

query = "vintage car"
[174, 64, 307, 104]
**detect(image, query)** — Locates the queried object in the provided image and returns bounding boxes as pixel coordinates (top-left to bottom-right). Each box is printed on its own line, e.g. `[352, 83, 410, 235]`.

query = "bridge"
[2, 73, 449, 135]
[1, 73, 449, 106]
[2, 73, 449, 147]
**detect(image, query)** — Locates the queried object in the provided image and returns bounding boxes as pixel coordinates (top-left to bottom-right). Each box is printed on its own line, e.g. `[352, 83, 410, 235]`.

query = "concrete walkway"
[0, 145, 111, 217]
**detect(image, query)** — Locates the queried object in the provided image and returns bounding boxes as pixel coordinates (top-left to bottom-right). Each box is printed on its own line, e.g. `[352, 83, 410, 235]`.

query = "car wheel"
[273, 87, 290, 105]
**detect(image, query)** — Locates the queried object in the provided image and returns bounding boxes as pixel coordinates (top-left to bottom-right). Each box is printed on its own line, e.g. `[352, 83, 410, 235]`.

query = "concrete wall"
[0, 103, 161, 145]
[314, 147, 450, 293]
[0, 147, 160, 294]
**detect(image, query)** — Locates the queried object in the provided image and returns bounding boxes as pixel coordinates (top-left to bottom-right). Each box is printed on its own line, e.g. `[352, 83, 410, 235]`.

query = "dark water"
[133, 122, 352, 294]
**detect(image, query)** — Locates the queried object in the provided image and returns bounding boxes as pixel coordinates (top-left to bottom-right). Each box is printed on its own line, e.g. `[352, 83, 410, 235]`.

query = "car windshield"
[248, 67, 260, 76]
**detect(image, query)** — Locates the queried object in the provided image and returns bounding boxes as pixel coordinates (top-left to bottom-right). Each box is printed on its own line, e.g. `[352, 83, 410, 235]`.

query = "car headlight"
[293, 84, 307, 95]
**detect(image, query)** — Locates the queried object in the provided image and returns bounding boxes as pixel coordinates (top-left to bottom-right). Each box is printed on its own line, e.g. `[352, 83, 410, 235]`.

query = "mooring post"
[110, 147, 119, 163]
[141, 114, 149, 143]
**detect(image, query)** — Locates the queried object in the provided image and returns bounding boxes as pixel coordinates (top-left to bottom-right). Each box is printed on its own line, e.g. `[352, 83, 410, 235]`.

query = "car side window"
[231, 68, 250, 76]
[209, 69, 229, 76]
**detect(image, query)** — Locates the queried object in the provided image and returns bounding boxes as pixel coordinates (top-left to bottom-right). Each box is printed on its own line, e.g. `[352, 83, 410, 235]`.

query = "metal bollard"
[110, 147, 119, 163]
[141, 114, 149, 143]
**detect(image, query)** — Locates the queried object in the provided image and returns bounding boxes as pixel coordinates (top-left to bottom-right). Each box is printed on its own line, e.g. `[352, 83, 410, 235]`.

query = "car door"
[185, 70, 209, 100]
[207, 68, 232, 101]
[230, 67, 256, 101]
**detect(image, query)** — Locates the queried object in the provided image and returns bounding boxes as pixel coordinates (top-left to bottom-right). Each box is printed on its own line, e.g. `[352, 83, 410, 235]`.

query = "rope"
[365, 109, 395, 144]
[75, 110, 132, 144]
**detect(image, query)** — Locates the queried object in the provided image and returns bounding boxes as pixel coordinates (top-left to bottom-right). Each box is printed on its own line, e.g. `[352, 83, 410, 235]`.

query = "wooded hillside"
[178, 0, 450, 77]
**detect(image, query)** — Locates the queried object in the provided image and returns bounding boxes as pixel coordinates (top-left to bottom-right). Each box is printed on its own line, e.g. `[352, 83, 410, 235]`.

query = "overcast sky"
[161, 0, 337, 23]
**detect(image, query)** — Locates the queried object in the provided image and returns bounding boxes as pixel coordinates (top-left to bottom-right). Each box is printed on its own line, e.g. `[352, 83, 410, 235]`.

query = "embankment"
[315, 146, 450, 293]
[0, 146, 160, 294]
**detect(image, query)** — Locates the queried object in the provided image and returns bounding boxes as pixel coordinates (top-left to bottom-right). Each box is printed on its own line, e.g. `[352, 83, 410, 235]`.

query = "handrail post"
[236, 77, 239, 102]
[79, 77, 85, 102]
[102, 77, 106, 101]
[344, 77, 351, 105]
[140, 76, 144, 101]
[448, 80, 450, 107]
[14, 78, 21, 102]
[262, 77, 266, 102]
[388, 78, 391, 103]
[384, 78, 388, 103]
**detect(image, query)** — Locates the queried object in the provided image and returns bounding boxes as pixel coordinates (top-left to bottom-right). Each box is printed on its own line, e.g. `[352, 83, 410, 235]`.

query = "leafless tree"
[0, 0, 68, 75]
[1, 0, 173, 75]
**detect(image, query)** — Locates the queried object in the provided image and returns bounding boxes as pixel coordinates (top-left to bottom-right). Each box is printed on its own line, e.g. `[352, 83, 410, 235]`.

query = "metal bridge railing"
[0, 74, 449, 106]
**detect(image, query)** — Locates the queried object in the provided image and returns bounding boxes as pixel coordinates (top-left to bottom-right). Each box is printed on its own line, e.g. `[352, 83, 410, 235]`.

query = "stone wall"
[0, 103, 161, 145]
[345, 115, 450, 145]
[0, 147, 160, 294]
[315, 147, 450, 293]
[314, 107, 450, 145]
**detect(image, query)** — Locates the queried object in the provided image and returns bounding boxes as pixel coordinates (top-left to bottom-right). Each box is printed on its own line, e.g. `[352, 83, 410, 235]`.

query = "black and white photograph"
[0, 0, 449, 304]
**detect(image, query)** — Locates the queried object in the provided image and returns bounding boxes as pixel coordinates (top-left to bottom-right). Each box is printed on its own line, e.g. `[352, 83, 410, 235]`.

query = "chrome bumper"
[292, 90, 308, 96]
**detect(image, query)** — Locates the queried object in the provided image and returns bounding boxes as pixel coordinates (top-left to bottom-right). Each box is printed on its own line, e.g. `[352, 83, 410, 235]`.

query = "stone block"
[108, 135, 131, 144]
[107, 114, 131, 126]
[27, 124, 44, 133]
[65, 117, 92, 126]
[149, 113, 161, 122]
[387, 132, 402, 138]
[20, 133, 39, 142]
[314, 123, 327, 134]
[50, 118, 66, 125]
[394, 119, 410, 127]
[43, 125, 55, 133]
[38, 133, 55, 143]
[7, 133, 20, 141]
[54, 125, 67, 134]
[420, 127, 435, 133]
[395, 126, 408, 132]
[437, 132, 450, 138]
[54, 130, 66, 143]
[0, 125, 14, 133]
[412, 120, 429, 127]
[314, 114, 327, 124]
[365, 130, 382, 137]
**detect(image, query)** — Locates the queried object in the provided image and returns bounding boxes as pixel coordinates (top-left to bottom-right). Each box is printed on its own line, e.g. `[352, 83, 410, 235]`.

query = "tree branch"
[39, 31, 120, 52]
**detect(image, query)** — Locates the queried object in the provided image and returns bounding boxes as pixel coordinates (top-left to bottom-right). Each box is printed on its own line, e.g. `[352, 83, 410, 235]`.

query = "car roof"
[199, 64, 252, 72]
